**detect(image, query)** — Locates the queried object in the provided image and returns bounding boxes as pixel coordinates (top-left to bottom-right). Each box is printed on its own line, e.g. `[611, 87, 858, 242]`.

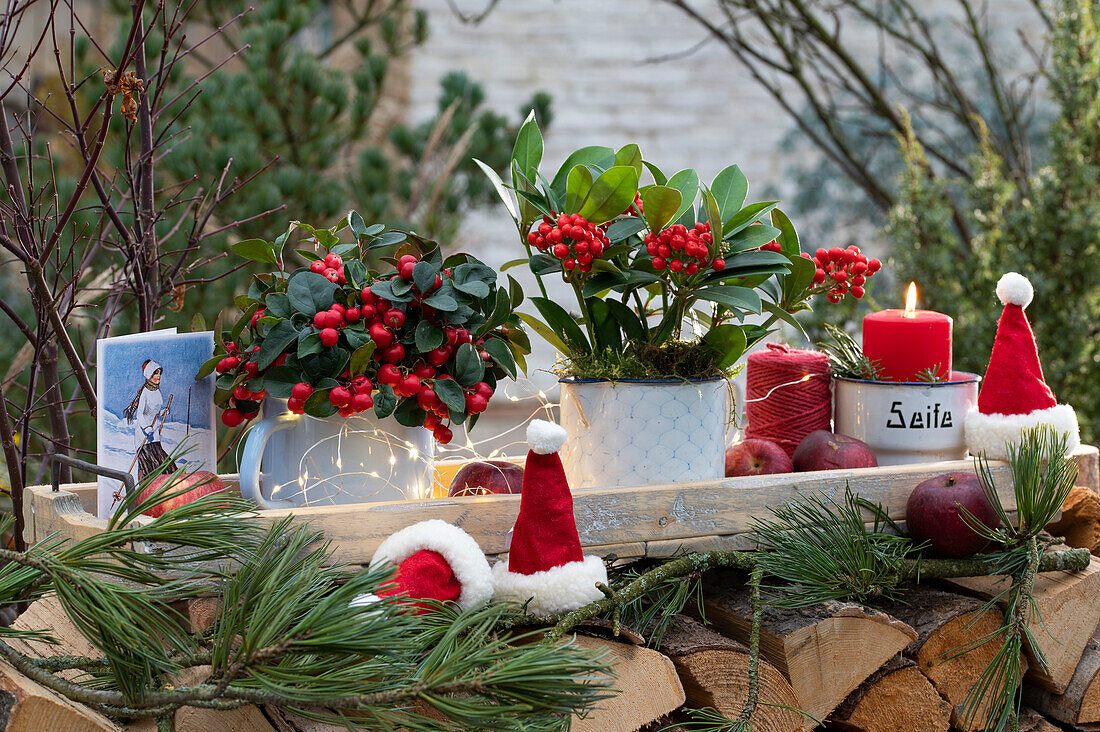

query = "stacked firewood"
[5, 483, 1100, 730]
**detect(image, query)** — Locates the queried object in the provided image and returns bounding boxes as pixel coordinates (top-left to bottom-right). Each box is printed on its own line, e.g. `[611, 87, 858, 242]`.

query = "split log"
[1049, 486, 1100, 556]
[945, 556, 1100, 693]
[658, 615, 806, 731]
[1023, 621, 1100, 726]
[0, 660, 120, 731]
[702, 584, 916, 721]
[167, 666, 277, 732]
[1018, 706, 1063, 732]
[571, 634, 685, 732]
[828, 656, 951, 732]
[880, 585, 1025, 732]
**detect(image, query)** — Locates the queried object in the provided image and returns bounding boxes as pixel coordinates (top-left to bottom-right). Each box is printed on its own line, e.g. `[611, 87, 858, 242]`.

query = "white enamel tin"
[238, 399, 434, 509]
[559, 377, 730, 490]
[833, 373, 980, 466]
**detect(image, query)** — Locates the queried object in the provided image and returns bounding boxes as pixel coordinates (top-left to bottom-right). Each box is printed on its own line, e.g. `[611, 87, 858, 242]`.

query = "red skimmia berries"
[644, 222, 720, 275]
[525, 213, 609, 273]
[810, 245, 881, 302]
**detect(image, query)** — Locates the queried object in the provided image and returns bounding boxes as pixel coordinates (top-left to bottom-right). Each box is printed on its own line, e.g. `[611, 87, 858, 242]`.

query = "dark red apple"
[906, 472, 1000, 558]
[792, 430, 878, 471]
[448, 460, 524, 497]
[725, 439, 794, 477]
[137, 470, 226, 517]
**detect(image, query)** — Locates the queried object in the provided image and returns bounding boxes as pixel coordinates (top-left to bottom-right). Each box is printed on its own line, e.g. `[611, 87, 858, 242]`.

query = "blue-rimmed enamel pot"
[833, 372, 980, 466]
[558, 377, 731, 490]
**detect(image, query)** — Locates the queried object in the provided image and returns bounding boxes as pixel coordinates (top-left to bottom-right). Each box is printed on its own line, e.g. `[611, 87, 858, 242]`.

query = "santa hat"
[965, 273, 1079, 461]
[142, 360, 161, 379]
[352, 519, 493, 613]
[492, 419, 607, 617]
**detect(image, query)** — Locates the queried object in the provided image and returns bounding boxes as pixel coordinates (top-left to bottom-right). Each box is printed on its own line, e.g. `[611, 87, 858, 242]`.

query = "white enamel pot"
[833, 373, 980, 466]
[558, 377, 731, 490]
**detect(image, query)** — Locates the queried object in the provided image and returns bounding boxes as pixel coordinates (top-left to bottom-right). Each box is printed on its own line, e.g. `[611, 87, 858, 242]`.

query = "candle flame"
[904, 282, 918, 317]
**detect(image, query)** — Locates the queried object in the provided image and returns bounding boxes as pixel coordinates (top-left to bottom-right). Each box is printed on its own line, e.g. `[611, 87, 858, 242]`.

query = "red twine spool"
[745, 343, 832, 458]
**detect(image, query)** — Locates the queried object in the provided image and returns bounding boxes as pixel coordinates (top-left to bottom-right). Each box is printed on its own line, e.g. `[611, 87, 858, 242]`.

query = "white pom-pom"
[527, 419, 567, 454]
[996, 272, 1033, 308]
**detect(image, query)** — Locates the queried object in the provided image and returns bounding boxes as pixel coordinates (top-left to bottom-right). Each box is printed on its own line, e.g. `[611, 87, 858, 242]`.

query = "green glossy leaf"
[482, 337, 517, 379]
[303, 389, 339, 418]
[724, 200, 779, 235]
[348, 343, 377, 377]
[782, 254, 817, 305]
[455, 342, 485, 386]
[287, 272, 338, 315]
[726, 224, 783, 252]
[703, 324, 747, 370]
[501, 257, 530, 272]
[605, 299, 646, 343]
[297, 331, 323, 359]
[517, 312, 570, 355]
[373, 385, 398, 418]
[393, 397, 427, 428]
[342, 260, 367, 289]
[530, 253, 562, 276]
[256, 321, 298, 369]
[666, 169, 699, 225]
[515, 188, 556, 220]
[231, 238, 278, 266]
[641, 185, 682, 234]
[578, 166, 641, 225]
[190, 312, 206, 333]
[530, 297, 590, 354]
[550, 146, 615, 198]
[643, 160, 667, 185]
[415, 320, 446, 351]
[474, 158, 518, 223]
[565, 164, 594, 214]
[695, 286, 763, 314]
[231, 302, 259, 342]
[264, 293, 292, 320]
[585, 297, 622, 354]
[347, 211, 367, 238]
[606, 217, 648, 243]
[614, 143, 643, 176]
[412, 261, 438, 293]
[512, 110, 543, 180]
[702, 185, 724, 243]
[711, 165, 749, 221]
[771, 208, 800, 258]
[434, 378, 466, 413]
[763, 301, 810, 341]
[424, 289, 459, 312]
[196, 355, 221, 380]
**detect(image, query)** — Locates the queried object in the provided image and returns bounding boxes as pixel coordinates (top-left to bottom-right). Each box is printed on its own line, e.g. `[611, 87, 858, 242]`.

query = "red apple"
[448, 460, 523, 497]
[906, 472, 1000, 558]
[725, 439, 793, 477]
[137, 470, 226, 517]
[792, 430, 878, 471]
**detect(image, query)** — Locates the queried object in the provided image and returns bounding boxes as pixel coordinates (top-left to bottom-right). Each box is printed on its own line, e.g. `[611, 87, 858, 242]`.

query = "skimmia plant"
[201, 213, 531, 444]
[480, 115, 880, 378]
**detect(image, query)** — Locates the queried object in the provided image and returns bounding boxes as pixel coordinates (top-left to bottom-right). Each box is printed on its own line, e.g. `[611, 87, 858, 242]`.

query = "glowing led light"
[388, 455, 396, 467]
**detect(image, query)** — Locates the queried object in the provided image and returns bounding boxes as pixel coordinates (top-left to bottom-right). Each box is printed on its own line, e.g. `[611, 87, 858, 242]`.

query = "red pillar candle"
[862, 283, 952, 382]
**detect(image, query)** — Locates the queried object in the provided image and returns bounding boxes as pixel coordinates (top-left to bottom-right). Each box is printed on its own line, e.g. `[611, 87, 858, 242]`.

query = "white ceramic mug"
[239, 399, 434, 509]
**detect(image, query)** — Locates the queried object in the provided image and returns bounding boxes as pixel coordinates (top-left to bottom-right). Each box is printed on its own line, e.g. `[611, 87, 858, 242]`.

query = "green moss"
[556, 341, 731, 380]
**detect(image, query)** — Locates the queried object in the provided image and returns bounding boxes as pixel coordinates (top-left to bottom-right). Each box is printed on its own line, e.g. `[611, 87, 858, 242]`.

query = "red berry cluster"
[644, 222, 724, 275]
[758, 241, 782, 253]
[215, 341, 285, 426]
[810, 246, 881, 302]
[308, 251, 347, 285]
[525, 214, 608, 273]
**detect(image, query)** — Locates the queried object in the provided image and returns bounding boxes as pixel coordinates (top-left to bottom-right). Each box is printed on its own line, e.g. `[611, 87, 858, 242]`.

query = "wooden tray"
[24, 446, 1099, 564]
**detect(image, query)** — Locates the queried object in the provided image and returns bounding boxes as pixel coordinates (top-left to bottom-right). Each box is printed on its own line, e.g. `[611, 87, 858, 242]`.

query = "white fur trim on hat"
[527, 419, 567, 455]
[492, 555, 607, 617]
[965, 403, 1079, 462]
[369, 519, 493, 610]
[996, 272, 1033, 308]
[143, 360, 162, 379]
